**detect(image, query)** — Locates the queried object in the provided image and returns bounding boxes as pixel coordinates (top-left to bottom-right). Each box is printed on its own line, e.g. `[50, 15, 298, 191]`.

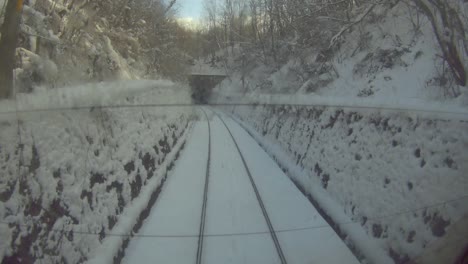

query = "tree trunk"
[0, 0, 23, 98]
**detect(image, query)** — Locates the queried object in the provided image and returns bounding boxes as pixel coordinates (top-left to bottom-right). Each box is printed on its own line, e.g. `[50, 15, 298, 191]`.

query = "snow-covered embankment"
[0, 83, 196, 263]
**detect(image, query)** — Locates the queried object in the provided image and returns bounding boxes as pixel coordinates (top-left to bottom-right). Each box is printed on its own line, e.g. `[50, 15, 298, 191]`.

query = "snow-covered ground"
[0, 82, 195, 263]
[223, 104, 468, 263]
[122, 108, 360, 264]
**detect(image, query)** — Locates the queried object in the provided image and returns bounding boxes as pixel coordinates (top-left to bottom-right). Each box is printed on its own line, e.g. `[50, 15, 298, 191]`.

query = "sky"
[177, 0, 204, 20]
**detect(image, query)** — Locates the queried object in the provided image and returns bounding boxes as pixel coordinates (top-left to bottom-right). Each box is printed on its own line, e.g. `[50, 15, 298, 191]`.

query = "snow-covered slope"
[212, 1, 468, 109]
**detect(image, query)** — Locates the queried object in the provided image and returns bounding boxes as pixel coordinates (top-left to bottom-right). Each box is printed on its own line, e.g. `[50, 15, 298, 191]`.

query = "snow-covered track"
[196, 108, 212, 264]
[122, 107, 359, 264]
[209, 108, 288, 264]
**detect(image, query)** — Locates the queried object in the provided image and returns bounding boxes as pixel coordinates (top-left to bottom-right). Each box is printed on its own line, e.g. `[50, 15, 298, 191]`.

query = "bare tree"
[411, 0, 467, 86]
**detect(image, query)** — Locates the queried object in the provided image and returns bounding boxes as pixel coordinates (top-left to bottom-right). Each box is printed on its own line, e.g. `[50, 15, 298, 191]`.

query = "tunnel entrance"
[188, 74, 226, 104]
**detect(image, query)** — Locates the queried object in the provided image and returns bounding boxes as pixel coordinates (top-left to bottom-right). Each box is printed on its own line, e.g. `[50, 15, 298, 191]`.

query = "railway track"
[196, 108, 211, 264]
[123, 106, 359, 264]
[209, 108, 288, 264]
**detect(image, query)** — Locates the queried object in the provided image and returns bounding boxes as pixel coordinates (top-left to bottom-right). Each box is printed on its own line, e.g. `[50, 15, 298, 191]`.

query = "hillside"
[211, 1, 468, 109]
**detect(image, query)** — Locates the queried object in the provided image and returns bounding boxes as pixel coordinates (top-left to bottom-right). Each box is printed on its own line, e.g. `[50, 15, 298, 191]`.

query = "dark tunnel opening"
[188, 75, 226, 104]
